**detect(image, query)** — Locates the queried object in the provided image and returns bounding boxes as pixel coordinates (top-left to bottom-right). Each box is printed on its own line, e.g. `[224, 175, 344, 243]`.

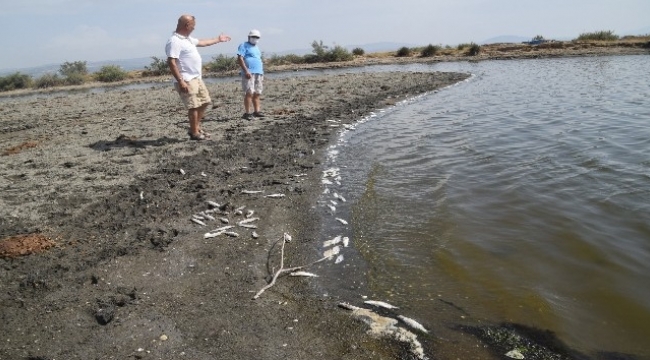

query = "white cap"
[248, 29, 261, 38]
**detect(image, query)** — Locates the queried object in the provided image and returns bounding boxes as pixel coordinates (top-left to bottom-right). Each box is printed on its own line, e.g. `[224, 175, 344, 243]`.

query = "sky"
[2, 0, 649, 71]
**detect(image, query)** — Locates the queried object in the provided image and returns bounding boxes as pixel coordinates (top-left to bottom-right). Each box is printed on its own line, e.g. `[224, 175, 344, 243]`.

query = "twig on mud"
[253, 233, 330, 300]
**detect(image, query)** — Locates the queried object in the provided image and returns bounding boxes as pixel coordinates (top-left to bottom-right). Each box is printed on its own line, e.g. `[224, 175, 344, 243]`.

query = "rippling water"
[317, 56, 650, 358]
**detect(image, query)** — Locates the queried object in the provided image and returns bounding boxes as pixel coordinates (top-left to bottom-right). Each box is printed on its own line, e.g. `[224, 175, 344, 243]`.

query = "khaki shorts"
[175, 77, 212, 109]
[241, 74, 264, 95]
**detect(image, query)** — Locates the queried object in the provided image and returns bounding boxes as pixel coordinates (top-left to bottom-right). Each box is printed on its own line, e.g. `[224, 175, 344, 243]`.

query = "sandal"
[189, 132, 209, 141]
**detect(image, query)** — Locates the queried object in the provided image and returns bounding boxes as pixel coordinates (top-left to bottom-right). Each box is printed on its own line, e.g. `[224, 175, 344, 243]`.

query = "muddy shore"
[0, 70, 474, 359]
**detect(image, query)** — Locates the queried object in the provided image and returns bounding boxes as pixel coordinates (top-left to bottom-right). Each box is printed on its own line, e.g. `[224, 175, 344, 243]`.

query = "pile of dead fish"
[190, 200, 261, 240]
[338, 300, 429, 360]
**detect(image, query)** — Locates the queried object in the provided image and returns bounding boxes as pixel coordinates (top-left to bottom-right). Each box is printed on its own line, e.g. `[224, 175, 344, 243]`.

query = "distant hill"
[481, 35, 531, 44]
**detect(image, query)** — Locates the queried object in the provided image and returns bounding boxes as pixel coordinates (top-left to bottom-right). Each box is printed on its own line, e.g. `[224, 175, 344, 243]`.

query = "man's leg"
[252, 93, 261, 113]
[197, 103, 208, 129]
[244, 92, 253, 114]
[188, 107, 200, 135]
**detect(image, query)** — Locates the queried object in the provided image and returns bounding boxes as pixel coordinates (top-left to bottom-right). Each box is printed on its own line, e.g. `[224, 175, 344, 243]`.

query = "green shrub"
[0, 72, 33, 91]
[266, 53, 305, 66]
[576, 30, 619, 41]
[59, 61, 88, 77]
[34, 73, 63, 88]
[352, 47, 365, 56]
[143, 56, 171, 76]
[325, 45, 353, 62]
[466, 43, 481, 56]
[420, 44, 440, 57]
[396, 46, 412, 57]
[204, 54, 239, 73]
[94, 65, 127, 82]
[303, 41, 353, 63]
[64, 72, 86, 85]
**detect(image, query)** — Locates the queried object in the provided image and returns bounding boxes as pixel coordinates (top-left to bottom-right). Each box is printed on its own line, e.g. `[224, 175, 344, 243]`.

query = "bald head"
[175, 14, 196, 35]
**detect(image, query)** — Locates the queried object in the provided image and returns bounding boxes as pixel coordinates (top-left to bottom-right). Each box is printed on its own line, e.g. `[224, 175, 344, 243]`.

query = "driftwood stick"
[252, 236, 331, 300]
[253, 237, 286, 299]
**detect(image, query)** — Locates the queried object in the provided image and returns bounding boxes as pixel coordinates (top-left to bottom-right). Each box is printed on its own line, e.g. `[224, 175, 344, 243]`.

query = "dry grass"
[2, 140, 38, 156]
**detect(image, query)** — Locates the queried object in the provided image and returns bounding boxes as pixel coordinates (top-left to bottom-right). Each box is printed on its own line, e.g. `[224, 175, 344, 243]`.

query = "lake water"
[315, 55, 650, 358]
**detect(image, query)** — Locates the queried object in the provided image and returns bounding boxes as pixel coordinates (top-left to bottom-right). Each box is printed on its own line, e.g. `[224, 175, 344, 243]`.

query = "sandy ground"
[0, 71, 471, 360]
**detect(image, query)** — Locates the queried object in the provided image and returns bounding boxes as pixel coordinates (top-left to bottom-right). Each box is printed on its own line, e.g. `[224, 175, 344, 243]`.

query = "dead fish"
[180, 169, 186, 175]
[209, 225, 234, 233]
[219, 218, 229, 224]
[323, 236, 342, 247]
[342, 237, 350, 247]
[334, 193, 347, 202]
[224, 231, 239, 237]
[364, 300, 399, 310]
[238, 217, 259, 225]
[335, 218, 348, 225]
[265, 194, 285, 198]
[241, 190, 263, 194]
[251, 231, 259, 239]
[192, 214, 205, 220]
[323, 188, 330, 194]
[322, 179, 333, 185]
[245, 210, 255, 218]
[139, 191, 144, 200]
[330, 200, 338, 206]
[327, 204, 336, 212]
[338, 302, 360, 311]
[206, 201, 220, 209]
[397, 315, 428, 334]
[201, 172, 207, 177]
[284, 233, 292, 242]
[191, 218, 206, 226]
[238, 224, 257, 229]
[323, 246, 340, 258]
[335, 254, 344, 264]
[202, 213, 216, 221]
[289, 271, 319, 277]
[204, 231, 227, 239]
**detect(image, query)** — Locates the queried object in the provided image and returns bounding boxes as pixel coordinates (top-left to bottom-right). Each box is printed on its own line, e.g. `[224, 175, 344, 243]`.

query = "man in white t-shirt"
[166, 15, 231, 140]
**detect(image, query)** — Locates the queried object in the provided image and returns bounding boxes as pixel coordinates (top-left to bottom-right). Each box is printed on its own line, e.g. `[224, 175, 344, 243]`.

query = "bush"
[143, 56, 171, 77]
[266, 53, 305, 66]
[352, 47, 365, 56]
[396, 46, 412, 57]
[204, 54, 239, 73]
[94, 65, 127, 82]
[34, 73, 63, 88]
[64, 72, 86, 85]
[325, 45, 353, 62]
[576, 30, 619, 41]
[303, 41, 353, 63]
[59, 61, 88, 77]
[420, 44, 440, 57]
[466, 43, 481, 56]
[0, 72, 33, 92]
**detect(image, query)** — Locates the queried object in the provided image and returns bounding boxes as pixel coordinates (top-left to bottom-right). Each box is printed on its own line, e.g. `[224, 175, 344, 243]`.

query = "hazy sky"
[2, 0, 649, 70]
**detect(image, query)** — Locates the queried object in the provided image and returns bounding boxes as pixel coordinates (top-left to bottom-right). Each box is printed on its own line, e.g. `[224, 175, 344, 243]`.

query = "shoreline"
[1, 71, 470, 359]
[1, 40, 647, 99]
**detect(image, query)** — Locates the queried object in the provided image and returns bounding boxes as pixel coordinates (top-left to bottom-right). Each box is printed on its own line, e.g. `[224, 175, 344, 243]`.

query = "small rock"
[505, 349, 525, 359]
[160, 334, 168, 341]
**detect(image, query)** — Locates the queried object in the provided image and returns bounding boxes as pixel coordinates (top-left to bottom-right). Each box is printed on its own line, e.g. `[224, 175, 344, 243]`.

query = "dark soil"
[0, 71, 469, 359]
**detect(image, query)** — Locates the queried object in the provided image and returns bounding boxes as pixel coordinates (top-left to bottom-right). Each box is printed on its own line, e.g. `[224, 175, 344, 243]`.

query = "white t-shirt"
[165, 33, 202, 82]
